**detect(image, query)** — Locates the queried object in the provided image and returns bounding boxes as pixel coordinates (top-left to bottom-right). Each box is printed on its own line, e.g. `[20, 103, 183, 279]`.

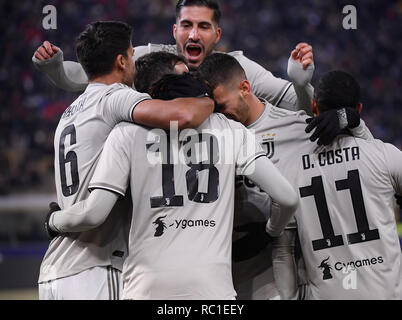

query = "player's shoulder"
[148, 43, 177, 54]
[356, 137, 401, 155]
[266, 103, 309, 124]
[133, 43, 177, 61]
[111, 121, 144, 139]
[208, 113, 247, 130]
[103, 83, 132, 94]
[226, 50, 244, 58]
[101, 83, 149, 100]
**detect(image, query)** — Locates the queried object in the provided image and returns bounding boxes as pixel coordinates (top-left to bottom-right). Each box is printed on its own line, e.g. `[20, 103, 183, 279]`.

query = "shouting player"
[33, 0, 314, 114]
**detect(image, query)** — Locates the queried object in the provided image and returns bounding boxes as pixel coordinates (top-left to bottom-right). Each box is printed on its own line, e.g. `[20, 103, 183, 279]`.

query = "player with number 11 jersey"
[278, 71, 402, 300]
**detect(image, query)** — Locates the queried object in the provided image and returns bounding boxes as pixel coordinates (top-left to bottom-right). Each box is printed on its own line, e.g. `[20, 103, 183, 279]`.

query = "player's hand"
[34, 41, 59, 61]
[395, 194, 402, 208]
[44, 202, 61, 240]
[290, 43, 314, 70]
[232, 222, 274, 262]
[305, 108, 361, 146]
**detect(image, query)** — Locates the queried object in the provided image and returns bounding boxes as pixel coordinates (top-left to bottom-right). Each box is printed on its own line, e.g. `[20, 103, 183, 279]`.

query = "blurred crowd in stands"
[0, 0, 401, 195]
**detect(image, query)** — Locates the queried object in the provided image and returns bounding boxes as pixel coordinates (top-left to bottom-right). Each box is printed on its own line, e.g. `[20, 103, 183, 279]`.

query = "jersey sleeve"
[234, 124, 266, 176]
[383, 143, 402, 194]
[32, 48, 88, 92]
[230, 51, 292, 108]
[349, 119, 374, 141]
[101, 84, 151, 126]
[88, 125, 131, 197]
[133, 45, 151, 63]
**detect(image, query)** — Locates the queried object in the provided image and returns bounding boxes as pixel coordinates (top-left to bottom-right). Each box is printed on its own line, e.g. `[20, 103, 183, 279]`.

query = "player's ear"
[116, 54, 127, 71]
[356, 103, 363, 114]
[173, 24, 177, 40]
[312, 99, 319, 116]
[214, 26, 222, 44]
[239, 80, 251, 98]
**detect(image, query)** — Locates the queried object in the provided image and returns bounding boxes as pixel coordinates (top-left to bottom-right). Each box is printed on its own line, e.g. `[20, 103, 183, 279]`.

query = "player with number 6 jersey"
[277, 71, 402, 300]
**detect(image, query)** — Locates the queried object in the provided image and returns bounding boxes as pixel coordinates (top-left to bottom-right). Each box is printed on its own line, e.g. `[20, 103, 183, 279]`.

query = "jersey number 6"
[59, 125, 80, 197]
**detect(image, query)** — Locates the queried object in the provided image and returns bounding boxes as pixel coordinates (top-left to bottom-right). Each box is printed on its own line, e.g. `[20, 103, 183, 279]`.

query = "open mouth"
[185, 43, 203, 62]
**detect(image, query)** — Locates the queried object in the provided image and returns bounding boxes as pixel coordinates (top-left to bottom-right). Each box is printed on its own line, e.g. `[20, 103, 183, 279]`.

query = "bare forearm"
[133, 97, 214, 130]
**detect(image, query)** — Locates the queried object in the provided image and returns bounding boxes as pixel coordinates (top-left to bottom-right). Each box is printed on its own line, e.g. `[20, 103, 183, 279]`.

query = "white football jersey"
[39, 83, 150, 283]
[88, 113, 266, 300]
[232, 100, 308, 299]
[279, 128, 402, 299]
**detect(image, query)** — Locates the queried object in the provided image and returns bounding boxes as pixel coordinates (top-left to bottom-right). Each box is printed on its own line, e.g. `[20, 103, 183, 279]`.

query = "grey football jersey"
[133, 44, 292, 109]
[232, 101, 308, 299]
[39, 83, 151, 283]
[279, 132, 402, 299]
[88, 113, 266, 300]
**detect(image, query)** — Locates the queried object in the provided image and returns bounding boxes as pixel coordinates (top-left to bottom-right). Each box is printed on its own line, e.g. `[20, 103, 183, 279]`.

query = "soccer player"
[39, 21, 215, 300]
[32, 0, 314, 113]
[276, 71, 402, 299]
[44, 63, 300, 300]
[197, 53, 374, 299]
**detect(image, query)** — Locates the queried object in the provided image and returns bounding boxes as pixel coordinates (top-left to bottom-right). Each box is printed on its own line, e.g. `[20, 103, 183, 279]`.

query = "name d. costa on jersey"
[302, 146, 360, 170]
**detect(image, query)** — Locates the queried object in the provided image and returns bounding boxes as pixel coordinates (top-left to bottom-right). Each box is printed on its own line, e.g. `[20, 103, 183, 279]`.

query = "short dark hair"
[176, 0, 221, 25]
[314, 70, 361, 113]
[134, 52, 187, 93]
[76, 21, 132, 80]
[197, 53, 246, 89]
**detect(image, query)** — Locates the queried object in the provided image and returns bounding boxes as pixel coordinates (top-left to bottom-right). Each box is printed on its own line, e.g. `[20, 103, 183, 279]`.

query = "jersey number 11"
[299, 169, 380, 251]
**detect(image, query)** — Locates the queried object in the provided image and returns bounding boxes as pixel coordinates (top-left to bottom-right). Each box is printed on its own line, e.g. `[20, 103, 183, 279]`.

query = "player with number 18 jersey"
[87, 112, 296, 299]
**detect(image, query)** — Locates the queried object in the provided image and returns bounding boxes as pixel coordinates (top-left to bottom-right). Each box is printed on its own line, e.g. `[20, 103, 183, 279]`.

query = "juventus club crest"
[261, 138, 275, 159]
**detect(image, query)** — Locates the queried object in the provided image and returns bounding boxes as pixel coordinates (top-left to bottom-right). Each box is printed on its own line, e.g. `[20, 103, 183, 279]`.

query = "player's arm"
[384, 143, 402, 196]
[234, 43, 314, 113]
[105, 84, 214, 130]
[32, 42, 153, 92]
[305, 109, 374, 146]
[134, 97, 214, 129]
[32, 41, 88, 92]
[236, 128, 299, 237]
[47, 189, 119, 235]
[287, 43, 315, 115]
[242, 156, 299, 237]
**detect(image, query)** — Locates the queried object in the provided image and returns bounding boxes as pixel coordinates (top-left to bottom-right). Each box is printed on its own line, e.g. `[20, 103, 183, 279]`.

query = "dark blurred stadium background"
[0, 0, 401, 299]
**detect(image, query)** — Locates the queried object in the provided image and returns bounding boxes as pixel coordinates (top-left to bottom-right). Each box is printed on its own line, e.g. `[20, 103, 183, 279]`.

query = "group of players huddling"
[32, 0, 402, 300]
